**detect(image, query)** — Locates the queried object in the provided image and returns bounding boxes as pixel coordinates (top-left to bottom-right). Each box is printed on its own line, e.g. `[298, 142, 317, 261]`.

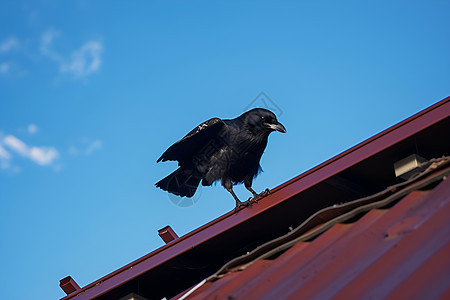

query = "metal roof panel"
[182, 174, 450, 300]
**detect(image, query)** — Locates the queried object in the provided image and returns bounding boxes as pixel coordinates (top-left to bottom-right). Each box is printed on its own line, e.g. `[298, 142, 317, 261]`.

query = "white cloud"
[0, 37, 20, 53]
[0, 132, 19, 173]
[61, 41, 103, 77]
[3, 135, 28, 156]
[3, 134, 59, 166]
[0, 145, 11, 160]
[28, 123, 38, 134]
[85, 139, 102, 155]
[40, 29, 103, 78]
[1, 30, 103, 79]
[0, 137, 21, 173]
[29, 146, 59, 165]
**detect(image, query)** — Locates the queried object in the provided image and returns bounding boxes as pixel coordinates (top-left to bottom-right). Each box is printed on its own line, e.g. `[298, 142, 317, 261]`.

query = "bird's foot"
[261, 188, 271, 197]
[248, 196, 256, 203]
[252, 188, 271, 201]
[234, 199, 253, 213]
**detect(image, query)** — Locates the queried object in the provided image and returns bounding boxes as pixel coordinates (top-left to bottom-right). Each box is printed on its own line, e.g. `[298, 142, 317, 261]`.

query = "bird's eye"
[261, 116, 265, 121]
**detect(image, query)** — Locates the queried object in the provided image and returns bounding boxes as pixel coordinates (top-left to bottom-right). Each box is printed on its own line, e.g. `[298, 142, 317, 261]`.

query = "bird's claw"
[234, 199, 253, 213]
[252, 188, 271, 201]
[248, 196, 257, 203]
[232, 189, 272, 213]
[261, 188, 271, 197]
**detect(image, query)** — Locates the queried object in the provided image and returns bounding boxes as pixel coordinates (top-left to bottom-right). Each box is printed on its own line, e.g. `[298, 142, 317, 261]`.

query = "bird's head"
[242, 108, 286, 136]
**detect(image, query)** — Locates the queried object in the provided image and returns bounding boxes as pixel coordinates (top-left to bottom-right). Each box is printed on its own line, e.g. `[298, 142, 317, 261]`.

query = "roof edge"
[62, 96, 450, 300]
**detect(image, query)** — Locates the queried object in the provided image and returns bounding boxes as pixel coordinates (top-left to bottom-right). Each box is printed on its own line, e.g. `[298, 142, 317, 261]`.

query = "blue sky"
[0, 1, 449, 299]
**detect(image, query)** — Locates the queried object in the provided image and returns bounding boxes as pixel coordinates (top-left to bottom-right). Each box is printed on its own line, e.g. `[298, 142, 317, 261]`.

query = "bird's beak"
[266, 122, 287, 133]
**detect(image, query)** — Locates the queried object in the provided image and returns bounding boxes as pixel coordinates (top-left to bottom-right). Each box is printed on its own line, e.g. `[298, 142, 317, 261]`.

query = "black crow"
[156, 108, 286, 211]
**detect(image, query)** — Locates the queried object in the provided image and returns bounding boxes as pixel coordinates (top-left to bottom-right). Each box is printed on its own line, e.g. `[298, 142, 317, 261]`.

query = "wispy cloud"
[39, 29, 62, 62]
[0, 30, 103, 79]
[0, 126, 102, 174]
[0, 62, 10, 74]
[0, 159, 20, 173]
[2, 134, 59, 166]
[0, 37, 20, 53]
[41, 30, 58, 49]
[85, 139, 102, 155]
[40, 29, 103, 78]
[0, 36, 25, 77]
[0, 145, 11, 160]
[69, 138, 103, 156]
[28, 123, 38, 134]
[61, 41, 103, 77]
[0, 133, 18, 173]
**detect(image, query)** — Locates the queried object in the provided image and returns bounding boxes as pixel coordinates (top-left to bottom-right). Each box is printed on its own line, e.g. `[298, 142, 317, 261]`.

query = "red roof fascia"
[62, 96, 450, 300]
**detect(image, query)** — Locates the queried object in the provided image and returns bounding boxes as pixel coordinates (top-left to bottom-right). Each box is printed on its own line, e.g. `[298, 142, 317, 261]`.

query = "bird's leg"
[246, 186, 259, 203]
[224, 181, 252, 213]
[245, 182, 271, 203]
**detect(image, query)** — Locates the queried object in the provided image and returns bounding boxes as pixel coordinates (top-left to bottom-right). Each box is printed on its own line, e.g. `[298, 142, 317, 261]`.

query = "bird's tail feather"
[155, 167, 201, 197]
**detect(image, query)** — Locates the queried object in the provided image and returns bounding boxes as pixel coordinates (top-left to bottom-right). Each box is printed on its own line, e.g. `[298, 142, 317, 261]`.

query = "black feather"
[156, 108, 286, 209]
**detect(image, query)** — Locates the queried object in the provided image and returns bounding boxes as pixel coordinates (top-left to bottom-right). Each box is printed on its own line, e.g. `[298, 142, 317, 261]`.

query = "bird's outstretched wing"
[157, 118, 225, 164]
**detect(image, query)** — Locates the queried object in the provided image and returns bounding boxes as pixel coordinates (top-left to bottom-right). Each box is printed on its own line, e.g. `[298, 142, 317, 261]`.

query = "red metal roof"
[61, 97, 450, 300]
[176, 159, 450, 299]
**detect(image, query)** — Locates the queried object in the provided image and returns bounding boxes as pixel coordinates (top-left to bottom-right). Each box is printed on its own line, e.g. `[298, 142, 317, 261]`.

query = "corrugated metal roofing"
[60, 97, 450, 300]
[176, 158, 450, 300]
